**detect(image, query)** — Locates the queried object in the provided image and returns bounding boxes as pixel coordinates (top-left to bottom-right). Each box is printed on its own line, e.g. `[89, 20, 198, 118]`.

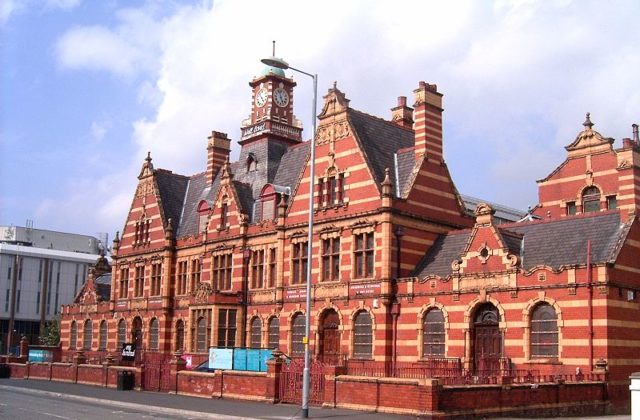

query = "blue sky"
[1, 0, 639, 242]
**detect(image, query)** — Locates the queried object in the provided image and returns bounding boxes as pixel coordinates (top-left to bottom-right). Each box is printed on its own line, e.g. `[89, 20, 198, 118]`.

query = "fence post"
[170, 351, 186, 394]
[102, 353, 114, 387]
[266, 356, 283, 402]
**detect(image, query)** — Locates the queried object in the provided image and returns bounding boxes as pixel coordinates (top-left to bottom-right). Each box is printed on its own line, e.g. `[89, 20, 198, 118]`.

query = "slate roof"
[348, 109, 415, 190]
[461, 195, 526, 224]
[413, 211, 627, 279]
[155, 170, 190, 229]
[95, 273, 111, 301]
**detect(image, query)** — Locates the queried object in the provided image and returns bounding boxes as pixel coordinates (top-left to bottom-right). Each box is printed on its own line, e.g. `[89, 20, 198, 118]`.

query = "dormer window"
[258, 184, 286, 221]
[582, 186, 600, 213]
[197, 200, 210, 234]
[606, 195, 617, 210]
[247, 153, 258, 172]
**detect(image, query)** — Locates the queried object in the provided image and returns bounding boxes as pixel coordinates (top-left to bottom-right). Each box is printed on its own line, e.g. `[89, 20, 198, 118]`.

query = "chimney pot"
[398, 96, 407, 107]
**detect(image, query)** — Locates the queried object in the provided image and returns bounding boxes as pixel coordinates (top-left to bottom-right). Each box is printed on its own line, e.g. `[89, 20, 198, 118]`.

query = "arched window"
[268, 317, 280, 349]
[582, 186, 600, 213]
[250, 317, 261, 348]
[422, 309, 445, 357]
[69, 321, 77, 350]
[175, 320, 185, 352]
[530, 303, 558, 358]
[247, 153, 258, 172]
[353, 311, 372, 359]
[196, 317, 207, 353]
[149, 318, 159, 351]
[99, 320, 108, 350]
[291, 314, 305, 356]
[117, 319, 126, 349]
[82, 320, 93, 350]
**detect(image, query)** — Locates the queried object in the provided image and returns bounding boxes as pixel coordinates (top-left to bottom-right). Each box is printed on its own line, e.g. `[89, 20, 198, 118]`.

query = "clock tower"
[240, 66, 302, 145]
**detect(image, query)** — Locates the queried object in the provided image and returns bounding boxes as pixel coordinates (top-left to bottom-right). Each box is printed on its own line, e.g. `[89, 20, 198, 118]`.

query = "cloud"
[1, 0, 81, 25]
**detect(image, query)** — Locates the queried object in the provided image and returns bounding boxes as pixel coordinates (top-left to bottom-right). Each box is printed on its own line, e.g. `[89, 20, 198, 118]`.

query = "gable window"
[149, 318, 159, 351]
[530, 302, 558, 358]
[321, 237, 340, 281]
[212, 253, 232, 291]
[99, 320, 107, 351]
[422, 309, 445, 357]
[134, 265, 144, 297]
[83, 320, 92, 350]
[292, 242, 308, 285]
[69, 321, 77, 350]
[150, 262, 162, 296]
[291, 313, 305, 356]
[354, 232, 374, 278]
[606, 195, 617, 210]
[353, 311, 373, 359]
[217, 309, 237, 348]
[566, 201, 576, 216]
[117, 319, 126, 349]
[582, 186, 600, 213]
[176, 260, 188, 295]
[251, 250, 265, 289]
[119, 267, 129, 299]
[268, 317, 280, 349]
[318, 173, 345, 208]
[220, 202, 229, 229]
[134, 218, 151, 246]
[250, 317, 262, 348]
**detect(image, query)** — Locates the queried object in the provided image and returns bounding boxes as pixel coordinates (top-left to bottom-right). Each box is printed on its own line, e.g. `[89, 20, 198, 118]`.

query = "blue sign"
[28, 349, 53, 363]
[246, 349, 260, 371]
[233, 348, 247, 371]
[208, 348, 233, 370]
[259, 349, 272, 372]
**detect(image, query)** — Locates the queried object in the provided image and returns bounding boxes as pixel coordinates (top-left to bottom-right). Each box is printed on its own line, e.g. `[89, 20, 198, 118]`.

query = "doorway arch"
[472, 303, 502, 374]
[318, 309, 341, 364]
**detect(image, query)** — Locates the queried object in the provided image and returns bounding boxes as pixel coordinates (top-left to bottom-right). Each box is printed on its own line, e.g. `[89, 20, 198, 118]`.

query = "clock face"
[274, 88, 289, 107]
[255, 88, 268, 107]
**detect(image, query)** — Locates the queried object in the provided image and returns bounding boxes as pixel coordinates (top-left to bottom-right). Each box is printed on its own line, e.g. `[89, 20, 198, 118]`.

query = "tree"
[39, 315, 60, 346]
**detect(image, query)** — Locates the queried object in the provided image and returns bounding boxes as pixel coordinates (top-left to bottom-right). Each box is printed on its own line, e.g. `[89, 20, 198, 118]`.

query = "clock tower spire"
[240, 60, 302, 145]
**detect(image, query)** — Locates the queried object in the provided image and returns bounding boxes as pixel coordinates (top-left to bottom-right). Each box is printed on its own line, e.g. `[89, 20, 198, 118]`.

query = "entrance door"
[319, 310, 341, 364]
[472, 303, 501, 374]
[132, 317, 143, 349]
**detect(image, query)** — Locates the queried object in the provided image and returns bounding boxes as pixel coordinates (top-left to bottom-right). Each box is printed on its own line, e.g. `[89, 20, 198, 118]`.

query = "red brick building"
[60, 65, 640, 410]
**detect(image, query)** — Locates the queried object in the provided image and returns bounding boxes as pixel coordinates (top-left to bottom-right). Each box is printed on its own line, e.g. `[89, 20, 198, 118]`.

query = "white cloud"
[40, 0, 640, 235]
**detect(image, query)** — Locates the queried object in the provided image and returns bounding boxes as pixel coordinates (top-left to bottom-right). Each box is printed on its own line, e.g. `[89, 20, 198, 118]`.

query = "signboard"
[246, 349, 261, 371]
[121, 343, 136, 361]
[232, 348, 272, 372]
[28, 349, 53, 363]
[208, 348, 233, 370]
[181, 354, 193, 369]
[259, 349, 272, 372]
[233, 349, 247, 371]
[285, 288, 307, 300]
[349, 282, 381, 297]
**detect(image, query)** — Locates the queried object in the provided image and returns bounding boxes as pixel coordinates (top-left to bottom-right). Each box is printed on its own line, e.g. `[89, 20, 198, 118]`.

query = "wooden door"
[472, 303, 501, 374]
[319, 310, 341, 364]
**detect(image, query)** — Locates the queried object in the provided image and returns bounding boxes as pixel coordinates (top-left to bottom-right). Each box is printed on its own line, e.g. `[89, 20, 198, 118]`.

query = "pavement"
[0, 378, 409, 419]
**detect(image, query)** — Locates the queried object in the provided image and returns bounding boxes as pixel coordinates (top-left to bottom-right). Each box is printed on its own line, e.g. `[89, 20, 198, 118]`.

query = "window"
[321, 237, 340, 281]
[119, 267, 129, 299]
[319, 173, 345, 208]
[199, 213, 209, 233]
[268, 248, 277, 288]
[134, 265, 145, 297]
[190, 259, 201, 293]
[134, 219, 151, 245]
[291, 314, 305, 356]
[530, 303, 558, 358]
[251, 250, 265, 289]
[354, 232, 374, 278]
[606, 195, 617, 210]
[582, 186, 600, 213]
[190, 309, 211, 353]
[70, 321, 77, 350]
[220, 202, 229, 229]
[98, 320, 107, 350]
[217, 309, 237, 348]
[213, 254, 232, 291]
[422, 309, 445, 357]
[292, 242, 308, 284]
[150, 263, 162, 296]
[268, 317, 280, 349]
[82, 320, 92, 350]
[353, 311, 372, 359]
[149, 318, 159, 351]
[247, 154, 257, 172]
[566, 201, 576, 216]
[175, 320, 185, 352]
[250, 317, 262, 348]
[196, 318, 207, 352]
[117, 319, 126, 349]
[176, 260, 188, 295]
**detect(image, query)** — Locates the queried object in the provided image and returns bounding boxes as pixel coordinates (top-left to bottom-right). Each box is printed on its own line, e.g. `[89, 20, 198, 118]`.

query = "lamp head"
[261, 56, 289, 70]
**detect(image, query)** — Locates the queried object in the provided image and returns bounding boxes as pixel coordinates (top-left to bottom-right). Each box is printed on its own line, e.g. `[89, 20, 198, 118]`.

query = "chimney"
[413, 81, 443, 162]
[391, 96, 413, 129]
[633, 123, 639, 143]
[207, 131, 231, 184]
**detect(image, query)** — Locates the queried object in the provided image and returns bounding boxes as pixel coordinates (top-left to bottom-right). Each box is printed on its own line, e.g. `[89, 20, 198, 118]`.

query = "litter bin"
[117, 370, 134, 390]
[0, 364, 9, 378]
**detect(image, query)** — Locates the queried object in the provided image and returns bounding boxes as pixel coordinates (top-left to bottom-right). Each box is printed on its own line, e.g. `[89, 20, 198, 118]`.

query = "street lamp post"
[261, 54, 317, 419]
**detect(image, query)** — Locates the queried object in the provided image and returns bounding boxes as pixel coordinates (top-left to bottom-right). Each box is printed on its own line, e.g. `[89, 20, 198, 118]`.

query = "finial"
[272, 40, 276, 56]
[583, 112, 594, 129]
[333, 81, 337, 90]
[146, 151, 152, 163]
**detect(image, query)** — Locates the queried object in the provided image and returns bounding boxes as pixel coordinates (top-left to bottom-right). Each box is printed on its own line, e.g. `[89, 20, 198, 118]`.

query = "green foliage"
[39, 315, 61, 346]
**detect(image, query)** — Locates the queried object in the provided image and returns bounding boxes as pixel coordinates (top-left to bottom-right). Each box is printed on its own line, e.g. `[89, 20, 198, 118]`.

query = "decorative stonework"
[193, 282, 214, 304]
[135, 178, 154, 199]
[316, 120, 350, 146]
